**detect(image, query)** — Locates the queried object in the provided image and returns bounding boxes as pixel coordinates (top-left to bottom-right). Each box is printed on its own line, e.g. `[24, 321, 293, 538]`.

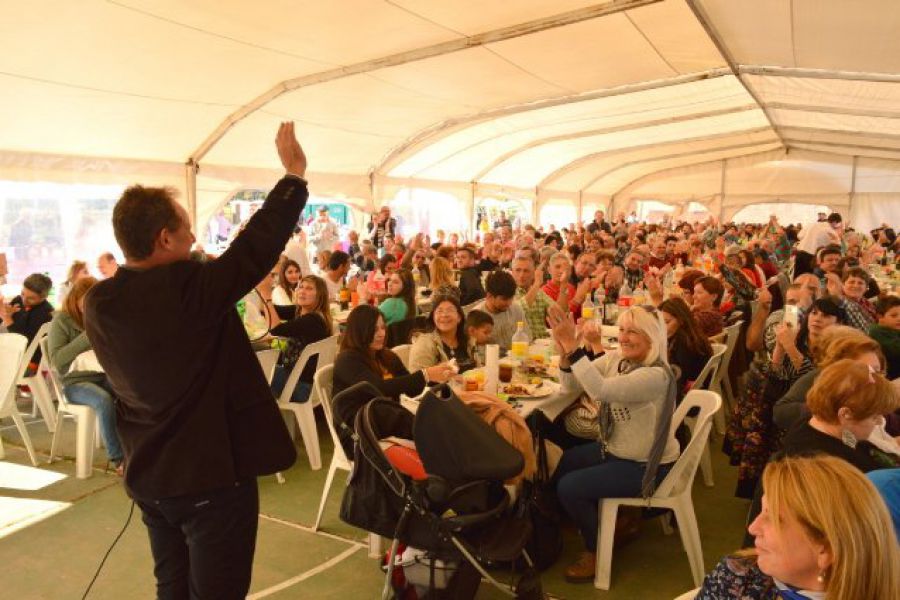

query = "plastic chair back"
[277, 334, 338, 405]
[692, 343, 726, 391]
[655, 390, 721, 498]
[38, 337, 68, 408]
[0, 334, 28, 413]
[255, 348, 280, 384]
[17, 322, 51, 380]
[313, 365, 345, 461]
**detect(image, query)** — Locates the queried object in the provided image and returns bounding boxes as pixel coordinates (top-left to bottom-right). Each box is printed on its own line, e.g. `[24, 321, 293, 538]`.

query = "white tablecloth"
[69, 350, 104, 373]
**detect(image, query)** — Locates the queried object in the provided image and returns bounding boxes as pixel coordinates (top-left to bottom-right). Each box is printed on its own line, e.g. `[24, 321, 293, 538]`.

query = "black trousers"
[135, 479, 259, 600]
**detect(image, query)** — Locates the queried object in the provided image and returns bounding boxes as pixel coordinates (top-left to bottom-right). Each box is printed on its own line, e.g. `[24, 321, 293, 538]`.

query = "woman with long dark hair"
[332, 304, 453, 401]
[378, 269, 416, 326]
[659, 297, 713, 397]
[270, 275, 333, 403]
[273, 259, 302, 307]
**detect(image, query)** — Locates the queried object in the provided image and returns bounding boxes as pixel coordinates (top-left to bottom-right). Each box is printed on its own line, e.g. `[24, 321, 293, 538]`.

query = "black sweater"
[458, 267, 485, 306]
[781, 420, 880, 473]
[332, 348, 426, 402]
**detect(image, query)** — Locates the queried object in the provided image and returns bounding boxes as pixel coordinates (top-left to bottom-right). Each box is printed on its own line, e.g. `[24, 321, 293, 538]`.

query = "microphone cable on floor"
[81, 500, 135, 600]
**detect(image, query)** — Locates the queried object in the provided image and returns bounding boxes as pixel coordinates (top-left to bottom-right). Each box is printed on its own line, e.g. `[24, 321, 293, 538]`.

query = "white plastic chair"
[18, 322, 57, 432]
[255, 348, 280, 384]
[687, 343, 726, 487]
[310, 363, 382, 557]
[275, 335, 338, 471]
[594, 390, 722, 590]
[312, 364, 343, 530]
[391, 344, 411, 370]
[42, 337, 100, 478]
[713, 322, 742, 433]
[0, 334, 40, 466]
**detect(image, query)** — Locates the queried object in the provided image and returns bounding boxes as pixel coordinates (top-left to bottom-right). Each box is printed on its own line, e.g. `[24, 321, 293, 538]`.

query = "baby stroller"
[334, 382, 542, 599]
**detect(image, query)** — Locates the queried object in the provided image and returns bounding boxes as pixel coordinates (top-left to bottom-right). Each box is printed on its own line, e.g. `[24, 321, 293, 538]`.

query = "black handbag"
[517, 411, 563, 571]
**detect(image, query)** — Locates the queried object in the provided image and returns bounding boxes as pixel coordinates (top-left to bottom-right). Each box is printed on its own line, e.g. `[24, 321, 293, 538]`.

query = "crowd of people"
[233, 205, 900, 594]
[3, 165, 900, 597]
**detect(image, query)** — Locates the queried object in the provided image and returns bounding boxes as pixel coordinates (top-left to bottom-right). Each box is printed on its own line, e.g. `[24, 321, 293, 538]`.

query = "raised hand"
[276, 122, 307, 177]
[824, 273, 843, 297]
[775, 322, 798, 351]
[757, 286, 773, 311]
[547, 304, 578, 355]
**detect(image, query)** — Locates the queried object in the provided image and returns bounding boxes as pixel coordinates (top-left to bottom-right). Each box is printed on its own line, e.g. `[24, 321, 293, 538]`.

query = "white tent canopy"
[1, 0, 899, 233]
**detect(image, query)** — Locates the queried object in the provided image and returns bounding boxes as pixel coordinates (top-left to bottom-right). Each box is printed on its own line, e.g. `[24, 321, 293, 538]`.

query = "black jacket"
[9, 297, 54, 362]
[458, 266, 485, 306]
[84, 176, 307, 499]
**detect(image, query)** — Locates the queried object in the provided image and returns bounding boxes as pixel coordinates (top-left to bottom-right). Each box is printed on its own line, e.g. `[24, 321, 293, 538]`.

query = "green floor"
[0, 399, 750, 599]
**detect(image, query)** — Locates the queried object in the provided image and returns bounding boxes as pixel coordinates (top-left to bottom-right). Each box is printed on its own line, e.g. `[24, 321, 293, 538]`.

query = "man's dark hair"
[826, 212, 842, 224]
[377, 253, 397, 272]
[23, 273, 52, 298]
[485, 270, 517, 299]
[112, 185, 182, 261]
[876, 295, 900, 316]
[327, 250, 350, 271]
[466, 309, 494, 329]
[819, 244, 842, 260]
[456, 246, 476, 260]
[665, 235, 678, 244]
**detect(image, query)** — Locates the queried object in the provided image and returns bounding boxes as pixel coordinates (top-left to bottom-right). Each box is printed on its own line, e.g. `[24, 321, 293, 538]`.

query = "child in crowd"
[869, 295, 900, 380]
[466, 309, 494, 366]
[466, 309, 494, 345]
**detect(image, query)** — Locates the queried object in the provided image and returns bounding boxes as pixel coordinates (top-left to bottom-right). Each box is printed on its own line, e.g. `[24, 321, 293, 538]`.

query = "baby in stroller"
[332, 382, 542, 599]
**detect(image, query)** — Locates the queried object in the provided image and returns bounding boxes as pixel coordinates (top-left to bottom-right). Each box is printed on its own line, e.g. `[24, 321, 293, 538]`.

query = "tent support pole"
[848, 155, 858, 219]
[685, 0, 787, 151]
[185, 160, 198, 234]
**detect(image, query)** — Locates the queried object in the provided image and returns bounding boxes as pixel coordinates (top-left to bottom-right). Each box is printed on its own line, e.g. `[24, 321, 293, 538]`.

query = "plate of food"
[501, 379, 558, 398]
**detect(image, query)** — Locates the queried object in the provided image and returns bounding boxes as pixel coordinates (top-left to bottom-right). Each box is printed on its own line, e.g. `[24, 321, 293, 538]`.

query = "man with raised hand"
[84, 123, 307, 600]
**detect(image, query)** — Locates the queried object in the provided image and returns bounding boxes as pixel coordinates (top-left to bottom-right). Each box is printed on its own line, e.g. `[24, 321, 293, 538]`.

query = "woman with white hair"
[547, 303, 679, 583]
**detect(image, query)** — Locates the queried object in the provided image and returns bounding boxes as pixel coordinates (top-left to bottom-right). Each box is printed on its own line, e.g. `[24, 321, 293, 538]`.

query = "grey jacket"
[46, 311, 104, 386]
[408, 330, 478, 373]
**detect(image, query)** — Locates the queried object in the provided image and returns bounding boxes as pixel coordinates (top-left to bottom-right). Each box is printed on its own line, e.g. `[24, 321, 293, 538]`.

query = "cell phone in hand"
[783, 305, 799, 328]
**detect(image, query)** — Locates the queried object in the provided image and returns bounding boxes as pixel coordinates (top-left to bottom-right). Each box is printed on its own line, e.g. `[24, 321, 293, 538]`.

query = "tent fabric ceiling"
[1, 0, 900, 227]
